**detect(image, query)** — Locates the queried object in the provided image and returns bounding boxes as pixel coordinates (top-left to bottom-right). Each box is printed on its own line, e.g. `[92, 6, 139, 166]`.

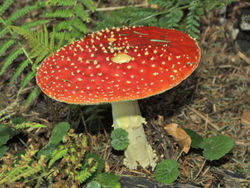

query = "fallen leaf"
[164, 123, 191, 153]
[241, 109, 250, 126]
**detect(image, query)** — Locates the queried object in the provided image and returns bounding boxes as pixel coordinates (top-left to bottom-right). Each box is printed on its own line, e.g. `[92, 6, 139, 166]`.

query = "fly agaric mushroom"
[36, 26, 201, 169]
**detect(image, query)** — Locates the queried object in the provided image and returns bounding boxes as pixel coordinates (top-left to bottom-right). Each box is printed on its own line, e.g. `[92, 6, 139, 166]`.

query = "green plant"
[0, 0, 95, 107]
[154, 130, 234, 184]
[0, 124, 18, 158]
[111, 128, 129, 151]
[199, 135, 234, 161]
[0, 117, 47, 158]
[0, 122, 116, 187]
[155, 159, 179, 184]
[96, 0, 233, 39]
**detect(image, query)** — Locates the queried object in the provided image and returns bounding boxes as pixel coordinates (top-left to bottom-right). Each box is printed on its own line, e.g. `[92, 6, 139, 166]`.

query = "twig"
[187, 106, 220, 130]
[86, 4, 148, 12]
[193, 159, 206, 180]
[237, 51, 250, 65]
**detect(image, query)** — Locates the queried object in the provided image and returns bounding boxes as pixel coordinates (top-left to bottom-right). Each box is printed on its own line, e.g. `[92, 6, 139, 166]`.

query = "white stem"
[112, 101, 157, 169]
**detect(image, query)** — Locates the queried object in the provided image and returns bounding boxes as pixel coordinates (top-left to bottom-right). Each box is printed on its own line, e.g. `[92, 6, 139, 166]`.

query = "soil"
[0, 0, 249, 187]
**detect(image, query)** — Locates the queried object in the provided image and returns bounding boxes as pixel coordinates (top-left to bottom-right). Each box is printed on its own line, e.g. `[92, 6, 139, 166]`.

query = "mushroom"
[36, 26, 201, 169]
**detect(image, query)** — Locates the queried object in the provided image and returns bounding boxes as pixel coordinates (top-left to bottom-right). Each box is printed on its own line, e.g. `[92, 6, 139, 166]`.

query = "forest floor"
[0, 0, 249, 187]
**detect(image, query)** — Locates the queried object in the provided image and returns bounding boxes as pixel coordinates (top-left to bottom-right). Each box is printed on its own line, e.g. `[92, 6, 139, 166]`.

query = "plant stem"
[111, 101, 157, 169]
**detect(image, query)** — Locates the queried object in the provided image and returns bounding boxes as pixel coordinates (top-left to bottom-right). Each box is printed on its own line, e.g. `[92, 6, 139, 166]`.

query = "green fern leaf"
[15, 122, 47, 129]
[45, 9, 74, 18]
[55, 32, 66, 49]
[24, 87, 41, 107]
[0, 0, 14, 17]
[6, 4, 39, 24]
[46, 0, 77, 6]
[55, 20, 73, 31]
[48, 147, 67, 168]
[79, 0, 95, 12]
[0, 39, 15, 57]
[0, 48, 23, 76]
[158, 8, 183, 28]
[11, 26, 55, 68]
[18, 71, 36, 95]
[0, 27, 9, 39]
[75, 168, 93, 184]
[75, 5, 90, 22]
[22, 20, 50, 29]
[10, 59, 30, 83]
[73, 17, 88, 34]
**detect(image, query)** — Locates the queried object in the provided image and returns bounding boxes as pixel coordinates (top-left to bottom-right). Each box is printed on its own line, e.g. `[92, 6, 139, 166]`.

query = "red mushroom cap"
[36, 26, 201, 104]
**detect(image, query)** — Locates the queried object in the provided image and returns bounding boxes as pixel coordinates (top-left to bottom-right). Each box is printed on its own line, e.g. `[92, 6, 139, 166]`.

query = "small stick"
[238, 51, 250, 65]
[187, 106, 220, 130]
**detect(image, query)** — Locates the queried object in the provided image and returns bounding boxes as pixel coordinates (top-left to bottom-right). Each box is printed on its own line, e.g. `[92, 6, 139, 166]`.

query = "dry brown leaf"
[241, 109, 250, 126]
[164, 123, 191, 153]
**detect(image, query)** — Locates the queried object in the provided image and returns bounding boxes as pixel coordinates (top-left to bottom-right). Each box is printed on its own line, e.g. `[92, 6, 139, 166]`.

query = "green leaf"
[73, 17, 88, 34]
[86, 181, 102, 188]
[22, 20, 50, 29]
[0, 0, 14, 17]
[79, 0, 95, 12]
[0, 145, 8, 158]
[155, 159, 179, 184]
[6, 4, 38, 24]
[0, 48, 23, 76]
[0, 124, 18, 146]
[24, 87, 41, 107]
[111, 128, 129, 151]
[185, 129, 203, 149]
[48, 147, 67, 168]
[158, 9, 183, 28]
[199, 135, 234, 161]
[0, 27, 9, 39]
[85, 153, 105, 175]
[0, 39, 15, 57]
[75, 5, 89, 22]
[96, 173, 120, 188]
[11, 117, 25, 124]
[10, 59, 30, 83]
[45, 9, 74, 18]
[49, 122, 70, 145]
[17, 71, 36, 95]
[37, 143, 58, 159]
[15, 122, 47, 129]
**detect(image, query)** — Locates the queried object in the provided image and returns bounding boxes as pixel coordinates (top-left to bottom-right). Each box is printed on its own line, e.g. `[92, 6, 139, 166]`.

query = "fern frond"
[75, 5, 90, 22]
[48, 147, 67, 168]
[22, 20, 50, 29]
[0, 0, 14, 17]
[158, 8, 183, 28]
[45, 9, 74, 18]
[72, 17, 88, 34]
[11, 26, 57, 68]
[79, 0, 95, 12]
[0, 27, 9, 39]
[10, 59, 29, 83]
[184, 0, 202, 39]
[17, 71, 36, 95]
[75, 169, 92, 184]
[0, 48, 23, 76]
[14, 122, 47, 129]
[0, 39, 15, 57]
[5, 4, 39, 25]
[24, 87, 41, 107]
[55, 20, 73, 31]
[46, 0, 77, 6]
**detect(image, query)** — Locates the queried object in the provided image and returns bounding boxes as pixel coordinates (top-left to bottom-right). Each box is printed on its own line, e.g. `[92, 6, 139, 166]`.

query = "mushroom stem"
[112, 101, 157, 169]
